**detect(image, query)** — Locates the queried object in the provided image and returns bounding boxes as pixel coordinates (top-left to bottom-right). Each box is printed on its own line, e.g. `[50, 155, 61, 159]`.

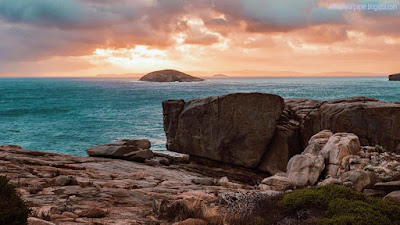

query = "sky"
[0, 0, 399, 77]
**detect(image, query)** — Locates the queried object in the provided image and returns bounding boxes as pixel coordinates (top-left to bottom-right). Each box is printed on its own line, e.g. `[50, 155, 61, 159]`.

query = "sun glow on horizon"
[93, 45, 172, 69]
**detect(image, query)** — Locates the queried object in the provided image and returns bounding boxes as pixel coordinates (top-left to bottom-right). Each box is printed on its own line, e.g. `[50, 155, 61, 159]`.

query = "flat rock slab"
[86, 139, 154, 162]
[0, 145, 248, 224]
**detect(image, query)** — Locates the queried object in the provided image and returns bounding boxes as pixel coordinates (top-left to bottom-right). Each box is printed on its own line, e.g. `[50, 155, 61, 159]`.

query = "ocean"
[0, 77, 399, 156]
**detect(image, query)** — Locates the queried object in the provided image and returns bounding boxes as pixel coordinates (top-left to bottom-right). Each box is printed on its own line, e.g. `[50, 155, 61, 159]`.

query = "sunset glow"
[0, 0, 399, 77]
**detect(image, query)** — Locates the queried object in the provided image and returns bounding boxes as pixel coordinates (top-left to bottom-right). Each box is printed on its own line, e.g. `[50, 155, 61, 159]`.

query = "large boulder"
[139, 69, 204, 82]
[340, 170, 377, 192]
[286, 153, 325, 186]
[302, 130, 333, 155]
[261, 174, 291, 191]
[163, 93, 284, 168]
[319, 133, 361, 177]
[287, 97, 400, 153]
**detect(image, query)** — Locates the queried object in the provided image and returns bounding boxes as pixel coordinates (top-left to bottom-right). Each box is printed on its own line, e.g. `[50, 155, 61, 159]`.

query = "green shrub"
[319, 215, 388, 225]
[0, 176, 31, 225]
[368, 198, 400, 224]
[281, 185, 400, 225]
[281, 184, 366, 212]
[221, 185, 400, 225]
[252, 216, 267, 225]
[323, 199, 391, 225]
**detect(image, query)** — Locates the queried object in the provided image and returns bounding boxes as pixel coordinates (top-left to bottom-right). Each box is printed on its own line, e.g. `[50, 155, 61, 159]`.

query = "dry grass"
[158, 198, 223, 224]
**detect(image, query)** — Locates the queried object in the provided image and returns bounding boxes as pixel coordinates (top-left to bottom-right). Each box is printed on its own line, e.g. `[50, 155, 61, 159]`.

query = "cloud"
[0, 0, 139, 29]
[0, 0, 399, 75]
[206, 0, 347, 32]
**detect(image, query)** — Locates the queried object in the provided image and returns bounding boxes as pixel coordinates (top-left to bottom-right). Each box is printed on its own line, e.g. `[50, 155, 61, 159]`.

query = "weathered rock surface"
[28, 217, 56, 225]
[163, 99, 185, 150]
[286, 153, 325, 186]
[286, 97, 400, 154]
[261, 175, 291, 191]
[384, 190, 400, 200]
[319, 133, 361, 176]
[164, 94, 400, 175]
[139, 69, 204, 82]
[260, 130, 400, 193]
[340, 170, 377, 192]
[257, 105, 301, 174]
[0, 145, 260, 224]
[86, 139, 154, 162]
[163, 93, 284, 168]
[389, 73, 400, 81]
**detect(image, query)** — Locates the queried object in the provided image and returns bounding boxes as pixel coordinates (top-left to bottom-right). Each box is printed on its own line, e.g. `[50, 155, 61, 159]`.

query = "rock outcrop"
[259, 131, 400, 195]
[86, 139, 154, 162]
[287, 97, 400, 154]
[163, 93, 284, 168]
[0, 145, 259, 224]
[139, 69, 204, 82]
[389, 73, 400, 81]
[319, 133, 361, 177]
[164, 94, 400, 174]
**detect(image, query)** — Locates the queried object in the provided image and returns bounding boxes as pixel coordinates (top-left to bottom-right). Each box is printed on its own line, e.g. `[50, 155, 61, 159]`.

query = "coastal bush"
[281, 184, 367, 212]
[0, 176, 31, 225]
[321, 199, 392, 225]
[281, 185, 400, 225]
[177, 185, 400, 225]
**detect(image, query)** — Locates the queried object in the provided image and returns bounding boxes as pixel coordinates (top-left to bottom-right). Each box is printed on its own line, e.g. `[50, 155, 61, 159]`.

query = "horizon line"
[0, 75, 391, 79]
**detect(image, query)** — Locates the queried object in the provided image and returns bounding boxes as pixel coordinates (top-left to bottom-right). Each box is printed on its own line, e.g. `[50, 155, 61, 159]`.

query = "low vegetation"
[0, 176, 31, 225]
[223, 185, 400, 225]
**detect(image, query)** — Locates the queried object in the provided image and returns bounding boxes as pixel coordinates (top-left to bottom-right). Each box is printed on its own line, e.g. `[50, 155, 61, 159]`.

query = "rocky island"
[139, 70, 204, 82]
[389, 73, 400, 81]
[1, 92, 400, 225]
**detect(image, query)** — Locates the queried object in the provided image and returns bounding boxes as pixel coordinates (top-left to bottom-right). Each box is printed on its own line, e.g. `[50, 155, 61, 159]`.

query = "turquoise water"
[0, 77, 399, 156]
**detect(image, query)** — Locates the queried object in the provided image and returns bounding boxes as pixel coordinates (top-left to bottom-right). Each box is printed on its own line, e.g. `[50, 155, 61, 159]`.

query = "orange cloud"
[0, 0, 398, 76]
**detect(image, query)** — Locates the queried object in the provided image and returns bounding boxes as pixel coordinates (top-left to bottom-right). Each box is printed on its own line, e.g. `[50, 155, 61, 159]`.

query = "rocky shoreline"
[164, 94, 400, 175]
[0, 145, 264, 225]
[1, 92, 400, 224]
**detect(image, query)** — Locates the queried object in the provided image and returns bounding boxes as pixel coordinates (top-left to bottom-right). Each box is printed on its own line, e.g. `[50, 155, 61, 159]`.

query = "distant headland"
[389, 73, 400, 81]
[212, 74, 229, 78]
